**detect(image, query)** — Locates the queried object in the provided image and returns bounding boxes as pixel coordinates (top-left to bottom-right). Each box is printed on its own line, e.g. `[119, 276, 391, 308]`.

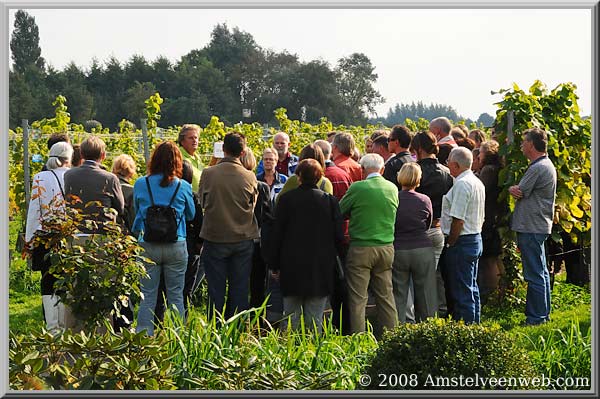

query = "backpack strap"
[170, 180, 184, 230]
[145, 177, 155, 206]
[168, 180, 182, 207]
[49, 170, 65, 199]
[319, 179, 326, 191]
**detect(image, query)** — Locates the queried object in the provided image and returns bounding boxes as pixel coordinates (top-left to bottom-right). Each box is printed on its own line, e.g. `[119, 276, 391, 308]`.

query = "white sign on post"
[213, 141, 224, 158]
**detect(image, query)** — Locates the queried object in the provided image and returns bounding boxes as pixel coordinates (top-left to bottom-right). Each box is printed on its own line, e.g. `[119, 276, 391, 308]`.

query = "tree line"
[371, 102, 495, 128]
[10, 10, 489, 131]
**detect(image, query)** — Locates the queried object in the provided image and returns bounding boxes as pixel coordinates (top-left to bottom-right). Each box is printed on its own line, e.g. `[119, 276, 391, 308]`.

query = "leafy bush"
[363, 318, 536, 390]
[40, 202, 148, 330]
[9, 328, 176, 390]
[494, 81, 591, 295]
[83, 119, 102, 132]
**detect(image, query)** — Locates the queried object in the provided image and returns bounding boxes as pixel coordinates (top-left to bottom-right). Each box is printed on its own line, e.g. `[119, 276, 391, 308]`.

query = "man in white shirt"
[440, 147, 485, 324]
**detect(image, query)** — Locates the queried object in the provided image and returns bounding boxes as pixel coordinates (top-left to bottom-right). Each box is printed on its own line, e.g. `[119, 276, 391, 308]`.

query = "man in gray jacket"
[63, 135, 126, 330]
[64, 136, 124, 233]
[509, 128, 557, 325]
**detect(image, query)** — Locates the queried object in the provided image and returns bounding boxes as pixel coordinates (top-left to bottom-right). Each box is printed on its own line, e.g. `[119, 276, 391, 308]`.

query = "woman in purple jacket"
[392, 162, 438, 322]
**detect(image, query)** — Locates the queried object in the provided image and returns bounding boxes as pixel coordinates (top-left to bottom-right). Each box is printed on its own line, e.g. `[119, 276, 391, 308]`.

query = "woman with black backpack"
[132, 141, 195, 336]
[154, 160, 204, 326]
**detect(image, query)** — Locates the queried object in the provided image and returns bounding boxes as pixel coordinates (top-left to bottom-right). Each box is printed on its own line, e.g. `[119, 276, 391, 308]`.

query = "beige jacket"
[198, 157, 259, 243]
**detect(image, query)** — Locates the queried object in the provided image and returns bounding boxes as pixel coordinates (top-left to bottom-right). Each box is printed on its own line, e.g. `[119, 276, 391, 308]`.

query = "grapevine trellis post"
[22, 119, 30, 209]
[141, 118, 150, 164]
[506, 110, 514, 145]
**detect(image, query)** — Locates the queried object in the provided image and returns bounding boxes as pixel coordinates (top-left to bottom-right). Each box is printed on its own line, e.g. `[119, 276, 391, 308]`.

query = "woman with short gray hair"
[25, 141, 74, 333]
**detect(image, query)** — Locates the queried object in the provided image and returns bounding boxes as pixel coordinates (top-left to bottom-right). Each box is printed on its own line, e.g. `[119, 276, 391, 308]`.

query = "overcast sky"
[7, 7, 593, 120]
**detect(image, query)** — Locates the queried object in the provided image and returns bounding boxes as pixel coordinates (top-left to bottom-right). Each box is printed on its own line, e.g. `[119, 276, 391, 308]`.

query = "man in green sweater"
[339, 153, 399, 334]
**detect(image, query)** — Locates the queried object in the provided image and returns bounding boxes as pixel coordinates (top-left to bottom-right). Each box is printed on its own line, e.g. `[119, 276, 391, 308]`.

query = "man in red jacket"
[331, 132, 362, 182]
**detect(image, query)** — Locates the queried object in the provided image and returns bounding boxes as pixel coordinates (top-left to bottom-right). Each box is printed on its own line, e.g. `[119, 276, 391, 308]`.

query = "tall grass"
[158, 304, 377, 390]
[520, 319, 592, 389]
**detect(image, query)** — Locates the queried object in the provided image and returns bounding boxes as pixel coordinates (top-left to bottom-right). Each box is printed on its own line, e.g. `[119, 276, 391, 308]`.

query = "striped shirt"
[511, 156, 557, 234]
[324, 161, 352, 201]
[441, 169, 485, 235]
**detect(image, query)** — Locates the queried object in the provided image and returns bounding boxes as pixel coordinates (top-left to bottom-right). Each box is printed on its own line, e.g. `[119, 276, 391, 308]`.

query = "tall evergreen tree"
[10, 10, 45, 73]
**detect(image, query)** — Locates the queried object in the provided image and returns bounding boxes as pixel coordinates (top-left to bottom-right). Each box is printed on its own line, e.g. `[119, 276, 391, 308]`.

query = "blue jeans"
[201, 240, 254, 320]
[444, 234, 482, 324]
[136, 240, 188, 335]
[517, 232, 551, 324]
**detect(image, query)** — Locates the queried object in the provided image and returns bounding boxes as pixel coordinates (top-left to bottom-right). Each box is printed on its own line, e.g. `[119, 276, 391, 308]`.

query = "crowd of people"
[25, 117, 557, 336]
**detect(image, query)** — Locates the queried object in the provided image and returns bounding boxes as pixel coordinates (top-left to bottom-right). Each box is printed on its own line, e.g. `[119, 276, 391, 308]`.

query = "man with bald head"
[440, 146, 485, 324]
[340, 154, 399, 335]
[429, 117, 457, 165]
[256, 132, 299, 177]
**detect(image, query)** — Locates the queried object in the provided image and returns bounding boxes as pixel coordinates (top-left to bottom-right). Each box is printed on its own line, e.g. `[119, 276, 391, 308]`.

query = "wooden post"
[22, 119, 30, 207]
[507, 110, 515, 145]
[141, 118, 149, 164]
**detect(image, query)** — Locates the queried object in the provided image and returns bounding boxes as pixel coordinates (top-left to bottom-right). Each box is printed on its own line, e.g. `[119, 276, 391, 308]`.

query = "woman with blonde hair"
[391, 162, 437, 322]
[112, 154, 137, 233]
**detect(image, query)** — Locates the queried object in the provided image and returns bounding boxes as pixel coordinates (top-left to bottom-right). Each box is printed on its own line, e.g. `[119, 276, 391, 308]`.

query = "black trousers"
[34, 245, 56, 323]
[329, 243, 350, 335]
[33, 245, 57, 296]
[249, 242, 267, 309]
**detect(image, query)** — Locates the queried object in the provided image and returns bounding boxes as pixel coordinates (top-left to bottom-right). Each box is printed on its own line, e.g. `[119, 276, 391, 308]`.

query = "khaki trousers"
[346, 245, 397, 334]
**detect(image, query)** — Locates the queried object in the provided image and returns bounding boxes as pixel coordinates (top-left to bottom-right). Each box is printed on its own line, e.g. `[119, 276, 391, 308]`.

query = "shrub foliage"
[363, 318, 536, 390]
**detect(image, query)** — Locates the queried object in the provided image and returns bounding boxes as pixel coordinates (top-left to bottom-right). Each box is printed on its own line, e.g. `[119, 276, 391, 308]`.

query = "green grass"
[480, 271, 592, 390]
[9, 290, 43, 335]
